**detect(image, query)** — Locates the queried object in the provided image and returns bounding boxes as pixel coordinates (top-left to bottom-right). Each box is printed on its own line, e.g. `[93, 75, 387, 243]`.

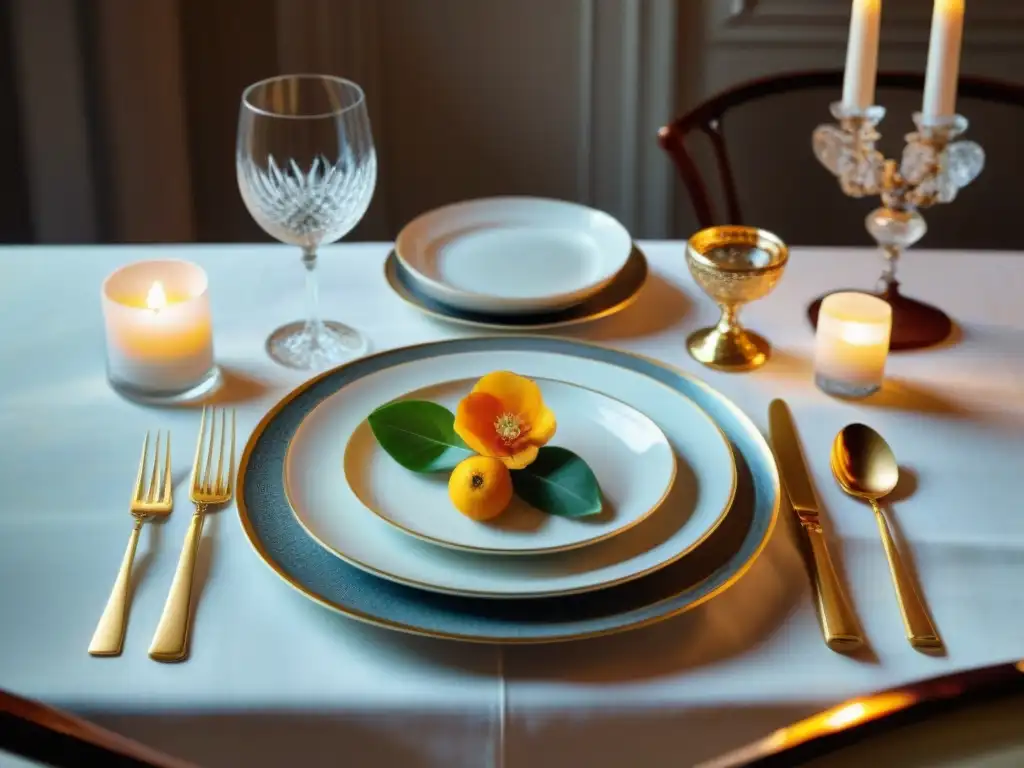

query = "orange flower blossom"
[453, 371, 557, 470]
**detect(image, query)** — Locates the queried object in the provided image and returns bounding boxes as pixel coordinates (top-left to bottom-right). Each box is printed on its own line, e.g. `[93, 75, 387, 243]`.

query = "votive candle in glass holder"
[102, 260, 221, 404]
[814, 292, 892, 399]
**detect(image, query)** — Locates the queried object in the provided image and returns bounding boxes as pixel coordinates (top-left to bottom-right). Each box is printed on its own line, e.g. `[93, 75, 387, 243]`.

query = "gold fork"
[89, 431, 172, 657]
[149, 406, 235, 662]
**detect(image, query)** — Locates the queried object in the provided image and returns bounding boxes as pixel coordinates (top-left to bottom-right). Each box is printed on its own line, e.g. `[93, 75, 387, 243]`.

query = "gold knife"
[769, 399, 864, 652]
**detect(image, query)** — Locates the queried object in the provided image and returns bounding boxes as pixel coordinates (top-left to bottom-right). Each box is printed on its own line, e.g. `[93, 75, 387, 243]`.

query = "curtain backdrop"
[4, 0, 680, 246]
[6, 0, 392, 244]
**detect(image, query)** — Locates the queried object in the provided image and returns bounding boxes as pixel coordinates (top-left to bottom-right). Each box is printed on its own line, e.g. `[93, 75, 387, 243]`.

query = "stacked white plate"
[388, 197, 643, 327]
[283, 351, 738, 600]
[238, 337, 781, 642]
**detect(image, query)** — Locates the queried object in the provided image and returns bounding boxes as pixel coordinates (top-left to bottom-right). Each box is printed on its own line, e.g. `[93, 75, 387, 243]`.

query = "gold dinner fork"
[89, 431, 172, 657]
[149, 406, 235, 662]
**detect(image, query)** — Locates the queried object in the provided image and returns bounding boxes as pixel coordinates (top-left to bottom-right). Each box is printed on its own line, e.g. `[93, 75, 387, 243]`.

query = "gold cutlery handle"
[804, 523, 864, 652]
[89, 520, 144, 656]
[871, 502, 941, 650]
[149, 511, 205, 662]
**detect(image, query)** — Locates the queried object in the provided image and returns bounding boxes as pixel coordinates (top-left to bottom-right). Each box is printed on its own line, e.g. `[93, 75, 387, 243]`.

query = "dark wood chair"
[703, 659, 1024, 767]
[658, 69, 1024, 230]
[0, 689, 196, 768]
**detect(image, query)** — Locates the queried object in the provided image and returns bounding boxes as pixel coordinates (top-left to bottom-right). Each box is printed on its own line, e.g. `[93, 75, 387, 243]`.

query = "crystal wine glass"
[237, 75, 377, 369]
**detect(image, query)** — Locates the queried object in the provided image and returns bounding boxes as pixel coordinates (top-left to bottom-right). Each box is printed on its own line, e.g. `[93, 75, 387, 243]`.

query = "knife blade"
[768, 400, 819, 517]
[768, 399, 864, 652]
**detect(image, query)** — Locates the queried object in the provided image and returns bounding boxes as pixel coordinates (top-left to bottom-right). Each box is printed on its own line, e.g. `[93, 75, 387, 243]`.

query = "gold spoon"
[831, 424, 942, 651]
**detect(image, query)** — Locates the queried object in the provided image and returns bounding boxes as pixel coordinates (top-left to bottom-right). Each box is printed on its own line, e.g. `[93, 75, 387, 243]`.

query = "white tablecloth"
[1, 242, 1022, 767]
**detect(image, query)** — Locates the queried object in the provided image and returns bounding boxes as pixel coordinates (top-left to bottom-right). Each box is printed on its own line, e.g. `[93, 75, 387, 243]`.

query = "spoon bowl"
[831, 423, 899, 501]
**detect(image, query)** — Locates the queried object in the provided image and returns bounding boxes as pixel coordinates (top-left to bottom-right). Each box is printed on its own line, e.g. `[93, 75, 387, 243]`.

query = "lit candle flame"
[840, 320, 888, 346]
[146, 280, 168, 312]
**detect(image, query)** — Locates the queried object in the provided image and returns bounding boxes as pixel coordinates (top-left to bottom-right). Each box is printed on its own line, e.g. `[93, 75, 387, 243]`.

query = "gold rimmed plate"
[237, 336, 779, 643]
[394, 196, 634, 314]
[282, 352, 734, 598]
[295, 377, 678, 557]
[383, 245, 648, 330]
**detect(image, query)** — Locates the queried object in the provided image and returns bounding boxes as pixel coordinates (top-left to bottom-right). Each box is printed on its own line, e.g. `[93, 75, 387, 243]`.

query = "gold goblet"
[685, 226, 788, 372]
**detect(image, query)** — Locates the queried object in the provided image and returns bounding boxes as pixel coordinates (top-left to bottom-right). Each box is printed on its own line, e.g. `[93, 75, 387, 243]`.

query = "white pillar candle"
[922, 0, 965, 122]
[102, 260, 218, 402]
[841, 0, 882, 110]
[814, 292, 892, 398]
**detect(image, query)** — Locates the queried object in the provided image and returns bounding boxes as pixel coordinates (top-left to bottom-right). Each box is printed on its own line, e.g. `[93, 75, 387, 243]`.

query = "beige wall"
[11, 0, 1024, 248]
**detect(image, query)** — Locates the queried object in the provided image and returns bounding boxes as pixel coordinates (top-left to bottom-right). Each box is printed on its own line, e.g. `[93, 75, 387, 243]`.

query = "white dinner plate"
[342, 378, 677, 555]
[283, 350, 737, 598]
[394, 197, 633, 314]
[384, 247, 648, 331]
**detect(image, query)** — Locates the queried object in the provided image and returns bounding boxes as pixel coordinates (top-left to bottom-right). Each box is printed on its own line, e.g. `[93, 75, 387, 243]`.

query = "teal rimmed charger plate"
[237, 336, 780, 643]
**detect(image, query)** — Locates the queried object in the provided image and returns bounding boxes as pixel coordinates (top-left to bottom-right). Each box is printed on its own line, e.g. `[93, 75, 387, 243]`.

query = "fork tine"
[203, 407, 217, 493]
[227, 409, 236, 497]
[134, 432, 150, 503]
[215, 409, 226, 495]
[191, 406, 207, 494]
[162, 431, 173, 504]
[147, 430, 162, 503]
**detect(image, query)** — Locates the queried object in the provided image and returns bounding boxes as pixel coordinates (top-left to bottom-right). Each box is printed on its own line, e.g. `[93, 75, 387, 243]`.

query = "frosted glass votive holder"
[102, 260, 221, 404]
[814, 292, 892, 399]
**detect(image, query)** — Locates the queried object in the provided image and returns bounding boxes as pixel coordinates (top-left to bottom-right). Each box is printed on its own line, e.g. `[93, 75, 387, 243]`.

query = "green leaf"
[511, 446, 602, 518]
[367, 400, 473, 472]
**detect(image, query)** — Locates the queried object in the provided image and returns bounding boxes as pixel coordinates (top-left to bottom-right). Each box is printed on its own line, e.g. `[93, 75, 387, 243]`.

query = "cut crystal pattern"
[812, 125, 847, 176]
[813, 103, 984, 290]
[813, 124, 884, 197]
[945, 141, 985, 190]
[899, 140, 937, 186]
[815, 108, 984, 210]
[239, 152, 377, 249]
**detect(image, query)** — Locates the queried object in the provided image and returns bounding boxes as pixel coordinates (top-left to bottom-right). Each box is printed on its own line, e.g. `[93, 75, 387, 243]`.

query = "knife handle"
[804, 524, 864, 652]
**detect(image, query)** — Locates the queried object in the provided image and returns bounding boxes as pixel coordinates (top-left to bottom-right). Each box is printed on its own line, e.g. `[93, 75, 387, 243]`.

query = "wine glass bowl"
[685, 226, 788, 372]
[237, 75, 377, 370]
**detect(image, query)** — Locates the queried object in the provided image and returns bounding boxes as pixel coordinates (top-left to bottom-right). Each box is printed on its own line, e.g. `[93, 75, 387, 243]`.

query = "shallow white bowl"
[343, 377, 676, 555]
[395, 197, 633, 314]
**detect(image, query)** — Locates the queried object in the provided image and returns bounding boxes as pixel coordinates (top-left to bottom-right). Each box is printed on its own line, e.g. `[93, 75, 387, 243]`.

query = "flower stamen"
[494, 412, 522, 445]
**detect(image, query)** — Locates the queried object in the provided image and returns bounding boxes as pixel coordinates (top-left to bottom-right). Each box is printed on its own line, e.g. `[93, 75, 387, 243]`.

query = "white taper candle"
[842, 0, 882, 110]
[922, 0, 965, 121]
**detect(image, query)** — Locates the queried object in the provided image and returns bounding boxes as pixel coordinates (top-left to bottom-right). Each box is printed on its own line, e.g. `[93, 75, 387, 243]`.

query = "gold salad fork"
[89, 432, 172, 657]
[149, 406, 235, 662]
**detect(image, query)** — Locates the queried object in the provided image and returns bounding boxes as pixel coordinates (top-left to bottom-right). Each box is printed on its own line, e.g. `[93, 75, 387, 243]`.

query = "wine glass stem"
[302, 247, 324, 340]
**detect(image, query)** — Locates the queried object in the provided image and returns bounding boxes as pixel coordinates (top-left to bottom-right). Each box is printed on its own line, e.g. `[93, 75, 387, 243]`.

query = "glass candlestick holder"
[809, 104, 985, 350]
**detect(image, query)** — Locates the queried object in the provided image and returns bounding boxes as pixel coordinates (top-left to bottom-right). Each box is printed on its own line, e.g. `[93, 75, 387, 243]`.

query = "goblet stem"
[717, 304, 739, 333]
[301, 246, 325, 341]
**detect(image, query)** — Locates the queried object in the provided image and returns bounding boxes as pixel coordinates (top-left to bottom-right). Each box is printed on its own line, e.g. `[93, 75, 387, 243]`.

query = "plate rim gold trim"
[235, 335, 779, 643]
[383, 246, 648, 331]
[282, 369, 729, 580]
[393, 195, 634, 311]
[333, 375, 681, 557]
[686, 225, 789, 275]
